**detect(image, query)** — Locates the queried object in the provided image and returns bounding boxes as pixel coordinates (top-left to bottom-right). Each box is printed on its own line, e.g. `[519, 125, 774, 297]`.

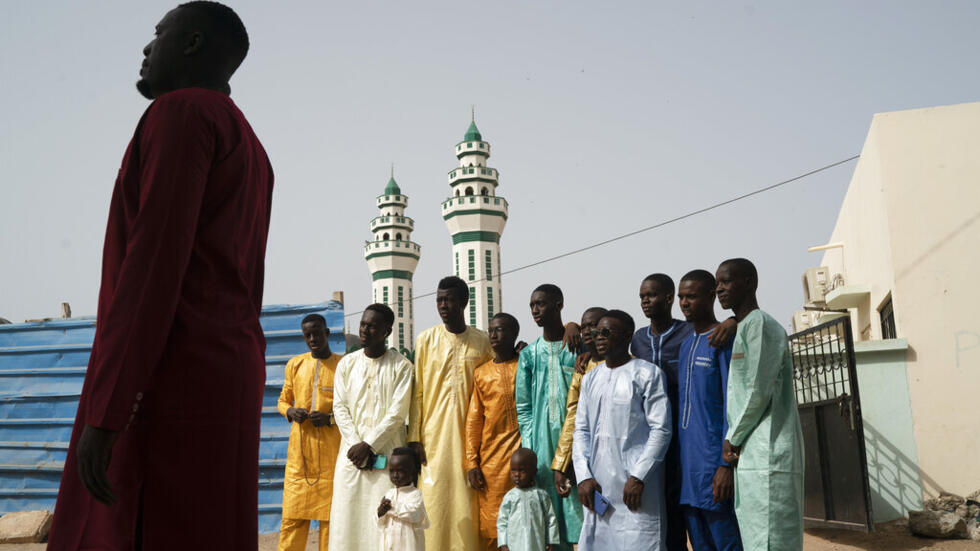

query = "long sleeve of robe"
[410, 325, 492, 551]
[573, 359, 673, 551]
[725, 309, 804, 551]
[514, 338, 583, 548]
[496, 487, 561, 551]
[278, 352, 342, 521]
[329, 349, 414, 551]
[48, 88, 273, 551]
[377, 486, 430, 551]
[464, 358, 522, 541]
[551, 358, 600, 473]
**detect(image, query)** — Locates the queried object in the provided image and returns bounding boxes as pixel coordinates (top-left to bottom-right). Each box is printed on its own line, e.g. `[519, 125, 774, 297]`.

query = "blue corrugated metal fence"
[0, 301, 344, 533]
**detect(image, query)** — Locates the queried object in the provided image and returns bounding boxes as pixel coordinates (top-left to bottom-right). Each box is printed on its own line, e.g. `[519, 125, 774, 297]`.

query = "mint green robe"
[497, 486, 560, 551]
[515, 337, 583, 548]
[726, 309, 804, 550]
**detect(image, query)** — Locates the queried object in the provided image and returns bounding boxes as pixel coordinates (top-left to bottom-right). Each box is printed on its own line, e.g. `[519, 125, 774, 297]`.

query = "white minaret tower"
[441, 113, 508, 330]
[365, 169, 421, 353]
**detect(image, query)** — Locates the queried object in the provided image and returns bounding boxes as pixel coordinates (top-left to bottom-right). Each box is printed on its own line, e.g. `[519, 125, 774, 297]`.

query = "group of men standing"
[277, 260, 806, 551]
[45, 4, 804, 550]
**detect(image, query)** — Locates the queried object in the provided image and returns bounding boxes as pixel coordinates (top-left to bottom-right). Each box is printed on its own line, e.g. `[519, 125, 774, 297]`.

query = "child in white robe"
[377, 447, 429, 551]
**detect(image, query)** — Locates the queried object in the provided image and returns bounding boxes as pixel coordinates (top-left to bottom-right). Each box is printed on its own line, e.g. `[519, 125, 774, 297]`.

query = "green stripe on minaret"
[365, 251, 420, 261]
[452, 231, 500, 244]
[442, 209, 508, 221]
[372, 270, 414, 281]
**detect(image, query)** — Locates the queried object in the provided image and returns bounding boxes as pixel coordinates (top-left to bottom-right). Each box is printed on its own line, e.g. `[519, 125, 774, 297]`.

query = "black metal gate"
[789, 315, 874, 531]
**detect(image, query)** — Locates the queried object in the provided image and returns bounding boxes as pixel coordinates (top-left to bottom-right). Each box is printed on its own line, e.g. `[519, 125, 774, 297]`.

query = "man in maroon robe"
[48, 3, 273, 549]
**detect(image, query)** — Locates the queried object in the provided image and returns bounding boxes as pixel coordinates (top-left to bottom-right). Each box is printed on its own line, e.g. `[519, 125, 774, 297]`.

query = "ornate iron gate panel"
[790, 315, 874, 531]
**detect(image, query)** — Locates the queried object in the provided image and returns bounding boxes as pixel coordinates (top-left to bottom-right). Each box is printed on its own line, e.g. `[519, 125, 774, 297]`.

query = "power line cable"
[344, 154, 859, 318]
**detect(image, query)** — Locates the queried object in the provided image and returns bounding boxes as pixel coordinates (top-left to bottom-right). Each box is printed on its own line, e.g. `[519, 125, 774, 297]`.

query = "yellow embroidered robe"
[411, 325, 493, 551]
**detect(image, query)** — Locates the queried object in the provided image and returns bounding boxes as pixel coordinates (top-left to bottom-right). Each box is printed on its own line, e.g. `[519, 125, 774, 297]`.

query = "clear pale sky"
[2, 1, 978, 338]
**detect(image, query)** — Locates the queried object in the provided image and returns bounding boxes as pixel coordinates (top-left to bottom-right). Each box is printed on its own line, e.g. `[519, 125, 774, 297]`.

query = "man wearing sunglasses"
[573, 310, 672, 550]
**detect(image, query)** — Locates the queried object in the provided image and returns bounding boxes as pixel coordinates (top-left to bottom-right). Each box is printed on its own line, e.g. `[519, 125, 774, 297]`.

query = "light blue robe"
[496, 486, 560, 551]
[515, 337, 583, 548]
[572, 359, 672, 550]
[725, 309, 804, 551]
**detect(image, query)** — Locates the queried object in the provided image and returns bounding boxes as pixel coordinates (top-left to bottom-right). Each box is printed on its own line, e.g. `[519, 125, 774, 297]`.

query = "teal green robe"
[726, 309, 804, 550]
[515, 337, 583, 548]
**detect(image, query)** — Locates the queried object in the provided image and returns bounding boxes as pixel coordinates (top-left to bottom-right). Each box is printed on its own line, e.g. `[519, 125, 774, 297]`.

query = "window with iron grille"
[485, 250, 492, 281]
[398, 286, 404, 317]
[487, 287, 494, 325]
[468, 250, 475, 281]
[469, 287, 477, 327]
[879, 296, 897, 339]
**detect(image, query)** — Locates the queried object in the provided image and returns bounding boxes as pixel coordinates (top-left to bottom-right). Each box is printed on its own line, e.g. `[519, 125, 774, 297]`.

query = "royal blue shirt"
[677, 327, 734, 511]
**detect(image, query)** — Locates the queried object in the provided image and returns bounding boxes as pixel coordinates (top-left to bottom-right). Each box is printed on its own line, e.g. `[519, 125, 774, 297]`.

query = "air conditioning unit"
[792, 310, 820, 333]
[802, 267, 831, 307]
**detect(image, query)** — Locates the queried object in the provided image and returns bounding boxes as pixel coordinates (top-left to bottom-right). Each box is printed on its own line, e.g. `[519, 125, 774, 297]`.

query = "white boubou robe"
[572, 358, 673, 551]
[377, 485, 429, 551]
[328, 349, 414, 551]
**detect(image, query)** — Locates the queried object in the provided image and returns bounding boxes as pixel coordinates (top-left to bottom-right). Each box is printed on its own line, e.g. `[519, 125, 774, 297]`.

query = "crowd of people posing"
[277, 258, 805, 551]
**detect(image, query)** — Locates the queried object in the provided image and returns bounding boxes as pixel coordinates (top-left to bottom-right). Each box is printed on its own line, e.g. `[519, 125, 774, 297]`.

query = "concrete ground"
[4, 523, 976, 550]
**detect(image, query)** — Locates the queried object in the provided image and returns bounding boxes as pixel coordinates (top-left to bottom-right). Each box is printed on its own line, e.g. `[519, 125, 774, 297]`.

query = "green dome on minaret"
[464, 120, 482, 141]
[384, 176, 401, 195]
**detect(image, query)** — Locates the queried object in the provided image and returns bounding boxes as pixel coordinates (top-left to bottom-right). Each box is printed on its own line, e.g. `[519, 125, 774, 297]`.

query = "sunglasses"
[589, 328, 618, 338]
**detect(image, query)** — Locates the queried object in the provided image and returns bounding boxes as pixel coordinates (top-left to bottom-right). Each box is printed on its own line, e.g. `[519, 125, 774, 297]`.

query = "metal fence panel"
[0, 301, 344, 533]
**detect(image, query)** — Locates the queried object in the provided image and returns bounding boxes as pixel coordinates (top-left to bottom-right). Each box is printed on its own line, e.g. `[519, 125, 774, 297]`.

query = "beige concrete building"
[800, 102, 980, 519]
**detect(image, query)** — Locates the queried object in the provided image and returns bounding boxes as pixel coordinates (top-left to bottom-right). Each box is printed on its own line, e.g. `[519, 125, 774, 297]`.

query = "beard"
[135, 78, 154, 100]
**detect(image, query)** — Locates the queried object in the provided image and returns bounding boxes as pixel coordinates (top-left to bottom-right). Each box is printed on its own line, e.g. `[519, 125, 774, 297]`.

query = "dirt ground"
[3, 522, 977, 550]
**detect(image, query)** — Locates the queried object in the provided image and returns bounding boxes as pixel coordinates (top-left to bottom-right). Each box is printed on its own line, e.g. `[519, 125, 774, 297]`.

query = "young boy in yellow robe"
[277, 314, 342, 551]
[465, 313, 524, 551]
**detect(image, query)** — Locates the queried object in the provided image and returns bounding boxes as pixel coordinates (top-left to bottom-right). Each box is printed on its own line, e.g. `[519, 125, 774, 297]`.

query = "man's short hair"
[301, 313, 328, 331]
[583, 306, 608, 319]
[680, 269, 716, 294]
[720, 258, 759, 283]
[533, 283, 563, 303]
[601, 309, 636, 336]
[642, 273, 675, 295]
[178, 1, 249, 72]
[491, 312, 520, 334]
[364, 303, 395, 327]
[438, 276, 470, 304]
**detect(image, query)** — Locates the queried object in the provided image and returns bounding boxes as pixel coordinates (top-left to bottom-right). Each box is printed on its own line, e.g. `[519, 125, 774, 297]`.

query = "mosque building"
[363, 170, 420, 354]
[441, 116, 508, 330]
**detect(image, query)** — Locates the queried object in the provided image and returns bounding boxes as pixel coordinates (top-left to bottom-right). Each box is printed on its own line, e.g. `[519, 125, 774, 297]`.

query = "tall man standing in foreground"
[716, 258, 804, 551]
[410, 276, 493, 551]
[574, 310, 672, 550]
[49, 3, 272, 550]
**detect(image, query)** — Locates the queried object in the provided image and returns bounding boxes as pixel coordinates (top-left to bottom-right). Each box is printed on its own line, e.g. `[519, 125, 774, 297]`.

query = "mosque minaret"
[441, 115, 508, 330]
[364, 170, 420, 353]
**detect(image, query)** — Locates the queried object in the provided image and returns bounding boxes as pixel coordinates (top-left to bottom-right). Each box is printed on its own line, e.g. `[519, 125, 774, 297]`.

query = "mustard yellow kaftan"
[551, 358, 600, 473]
[277, 352, 342, 521]
[465, 358, 522, 545]
[411, 324, 493, 551]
